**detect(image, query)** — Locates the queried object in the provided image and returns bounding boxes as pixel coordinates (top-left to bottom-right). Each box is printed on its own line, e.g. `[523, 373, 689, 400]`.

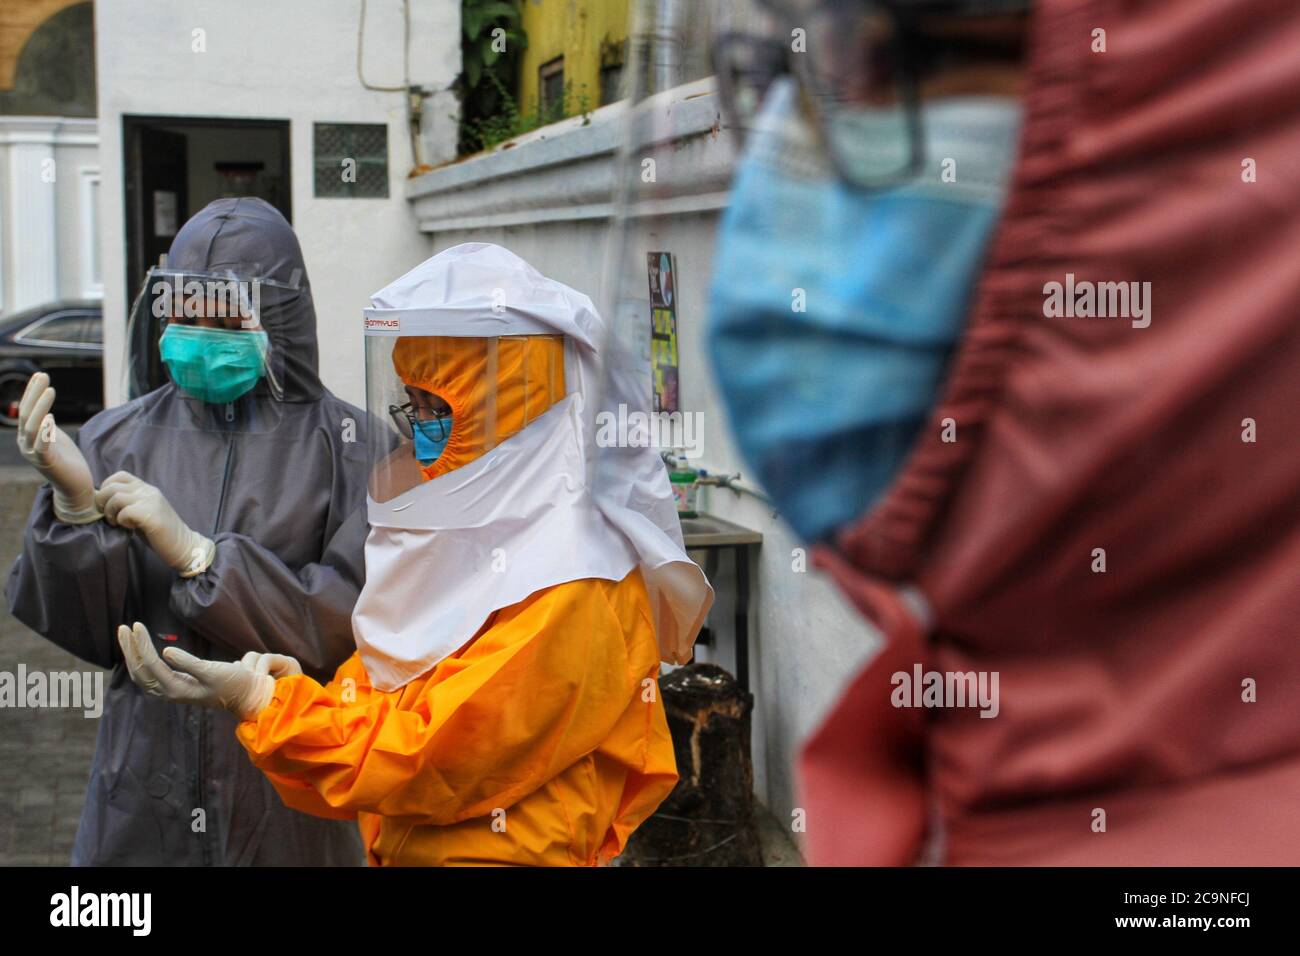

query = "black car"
[0, 301, 103, 428]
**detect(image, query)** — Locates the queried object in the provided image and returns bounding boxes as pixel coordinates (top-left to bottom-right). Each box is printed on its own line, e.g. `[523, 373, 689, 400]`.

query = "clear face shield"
[594, 0, 724, 475]
[364, 332, 567, 504]
[124, 266, 299, 406]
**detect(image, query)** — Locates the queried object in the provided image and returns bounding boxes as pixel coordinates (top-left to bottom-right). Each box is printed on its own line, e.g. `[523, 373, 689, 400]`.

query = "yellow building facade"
[516, 0, 629, 113]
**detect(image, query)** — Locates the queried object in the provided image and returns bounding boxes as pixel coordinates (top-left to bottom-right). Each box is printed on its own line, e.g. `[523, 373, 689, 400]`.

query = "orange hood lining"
[391, 334, 567, 481]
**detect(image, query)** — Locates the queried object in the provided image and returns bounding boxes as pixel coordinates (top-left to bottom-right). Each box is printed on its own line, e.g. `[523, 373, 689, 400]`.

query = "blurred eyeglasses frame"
[711, 2, 923, 191]
[710, 0, 1029, 191]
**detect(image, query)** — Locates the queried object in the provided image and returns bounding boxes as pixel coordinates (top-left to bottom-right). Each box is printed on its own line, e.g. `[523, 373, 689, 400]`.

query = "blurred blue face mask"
[707, 78, 1021, 542]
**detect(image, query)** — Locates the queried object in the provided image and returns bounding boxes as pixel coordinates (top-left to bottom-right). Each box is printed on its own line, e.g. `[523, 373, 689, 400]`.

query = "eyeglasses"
[710, 0, 1028, 190]
[388, 402, 450, 442]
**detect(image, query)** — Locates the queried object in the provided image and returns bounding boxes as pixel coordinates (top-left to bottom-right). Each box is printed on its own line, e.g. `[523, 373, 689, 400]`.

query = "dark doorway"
[132, 126, 189, 281]
[121, 116, 291, 392]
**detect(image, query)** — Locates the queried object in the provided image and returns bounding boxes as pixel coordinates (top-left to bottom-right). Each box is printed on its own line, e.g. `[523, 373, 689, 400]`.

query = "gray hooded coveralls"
[7, 198, 368, 865]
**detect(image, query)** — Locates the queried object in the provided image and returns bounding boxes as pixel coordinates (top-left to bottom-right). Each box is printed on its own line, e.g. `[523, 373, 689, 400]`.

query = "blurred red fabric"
[799, 0, 1300, 866]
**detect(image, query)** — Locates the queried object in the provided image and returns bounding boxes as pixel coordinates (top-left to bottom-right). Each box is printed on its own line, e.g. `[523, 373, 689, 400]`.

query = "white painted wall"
[0, 116, 99, 316]
[95, 0, 461, 408]
[407, 83, 881, 827]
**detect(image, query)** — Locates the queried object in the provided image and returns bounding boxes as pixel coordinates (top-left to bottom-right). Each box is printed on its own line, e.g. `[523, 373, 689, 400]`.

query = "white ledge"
[0, 116, 98, 146]
[406, 77, 736, 235]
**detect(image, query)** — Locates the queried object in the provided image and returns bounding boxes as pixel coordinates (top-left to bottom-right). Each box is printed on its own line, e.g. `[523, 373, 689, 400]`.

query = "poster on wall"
[153, 190, 178, 238]
[647, 251, 679, 414]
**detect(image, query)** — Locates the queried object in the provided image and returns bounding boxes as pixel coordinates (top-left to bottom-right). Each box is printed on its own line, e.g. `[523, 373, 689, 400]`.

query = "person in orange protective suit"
[117, 243, 714, 867]
[238, 567, 674, 867]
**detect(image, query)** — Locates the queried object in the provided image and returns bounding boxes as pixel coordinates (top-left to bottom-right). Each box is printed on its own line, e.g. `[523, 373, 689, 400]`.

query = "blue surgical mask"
[414, 416, 453, 465]
[707, 79, 1021, 542]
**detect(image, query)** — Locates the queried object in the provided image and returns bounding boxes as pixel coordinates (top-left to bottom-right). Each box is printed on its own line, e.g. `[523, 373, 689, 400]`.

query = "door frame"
[121, 114, 292, 314]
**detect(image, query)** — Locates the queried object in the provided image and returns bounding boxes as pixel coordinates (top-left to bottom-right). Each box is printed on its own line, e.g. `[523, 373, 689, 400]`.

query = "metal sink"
[679, 517, 717, 537]
[678, 513, 763, 548]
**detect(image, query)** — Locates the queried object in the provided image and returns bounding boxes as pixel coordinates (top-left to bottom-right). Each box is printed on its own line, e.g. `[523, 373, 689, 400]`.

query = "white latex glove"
[15, 372, 102, 524]
[117, 622, 276, 720]
[238, 651, 304, 679]
[95, 472, 216, 577]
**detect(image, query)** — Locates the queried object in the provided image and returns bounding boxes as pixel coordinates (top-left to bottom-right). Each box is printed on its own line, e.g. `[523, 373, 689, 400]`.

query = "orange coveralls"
[236, 569, 677, 866]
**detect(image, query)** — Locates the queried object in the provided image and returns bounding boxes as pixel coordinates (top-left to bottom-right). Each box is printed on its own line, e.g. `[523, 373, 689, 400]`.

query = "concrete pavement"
[0, 478, 100, 865]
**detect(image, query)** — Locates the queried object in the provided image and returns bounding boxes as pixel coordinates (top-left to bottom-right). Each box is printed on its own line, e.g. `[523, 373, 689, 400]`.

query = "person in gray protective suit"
[7, 197, 368, 865]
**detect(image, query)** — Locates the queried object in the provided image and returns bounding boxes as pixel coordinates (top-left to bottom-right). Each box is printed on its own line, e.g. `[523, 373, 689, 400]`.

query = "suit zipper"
[197, 710, 210, 865]
[211, 403, 236, 535]
[199, 401, 235, 865]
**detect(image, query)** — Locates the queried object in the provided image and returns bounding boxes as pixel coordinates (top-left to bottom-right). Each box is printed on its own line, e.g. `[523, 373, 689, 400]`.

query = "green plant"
[457, 0, 528, 155]
[463, 75, 594, 154]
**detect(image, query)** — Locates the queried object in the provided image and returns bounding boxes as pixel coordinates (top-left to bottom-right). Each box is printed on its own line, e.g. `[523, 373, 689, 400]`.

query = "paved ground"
[0, 477, 101, 865]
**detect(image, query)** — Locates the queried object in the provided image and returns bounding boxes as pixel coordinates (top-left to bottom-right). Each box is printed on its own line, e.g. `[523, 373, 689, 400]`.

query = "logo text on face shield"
[365, 318, 401, 330]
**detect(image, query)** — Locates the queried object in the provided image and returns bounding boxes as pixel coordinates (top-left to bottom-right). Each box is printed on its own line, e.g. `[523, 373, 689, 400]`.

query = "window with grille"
[313, 123, 389, 198]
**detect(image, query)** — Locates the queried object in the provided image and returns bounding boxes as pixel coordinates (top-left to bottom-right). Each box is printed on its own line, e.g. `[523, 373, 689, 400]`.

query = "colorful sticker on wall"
[648, 251, 679, 414]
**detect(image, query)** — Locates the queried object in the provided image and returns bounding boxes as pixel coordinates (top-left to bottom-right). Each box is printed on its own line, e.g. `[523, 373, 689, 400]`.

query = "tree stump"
[616, 663, 764, 866]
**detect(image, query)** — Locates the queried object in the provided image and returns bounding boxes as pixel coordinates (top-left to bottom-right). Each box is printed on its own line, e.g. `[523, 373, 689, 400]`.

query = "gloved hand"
[15, 372, 102, 524]
[238, 651, 304, 679]
[95, 472, 216, 577]
[117, 622, 276, 720]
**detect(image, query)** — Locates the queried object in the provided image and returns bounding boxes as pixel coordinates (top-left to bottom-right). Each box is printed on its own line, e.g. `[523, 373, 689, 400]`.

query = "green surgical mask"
[159, 324, 270, 404]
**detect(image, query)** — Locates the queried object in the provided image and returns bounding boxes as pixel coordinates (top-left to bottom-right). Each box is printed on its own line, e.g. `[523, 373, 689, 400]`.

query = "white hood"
[355, 243, 713, 690]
